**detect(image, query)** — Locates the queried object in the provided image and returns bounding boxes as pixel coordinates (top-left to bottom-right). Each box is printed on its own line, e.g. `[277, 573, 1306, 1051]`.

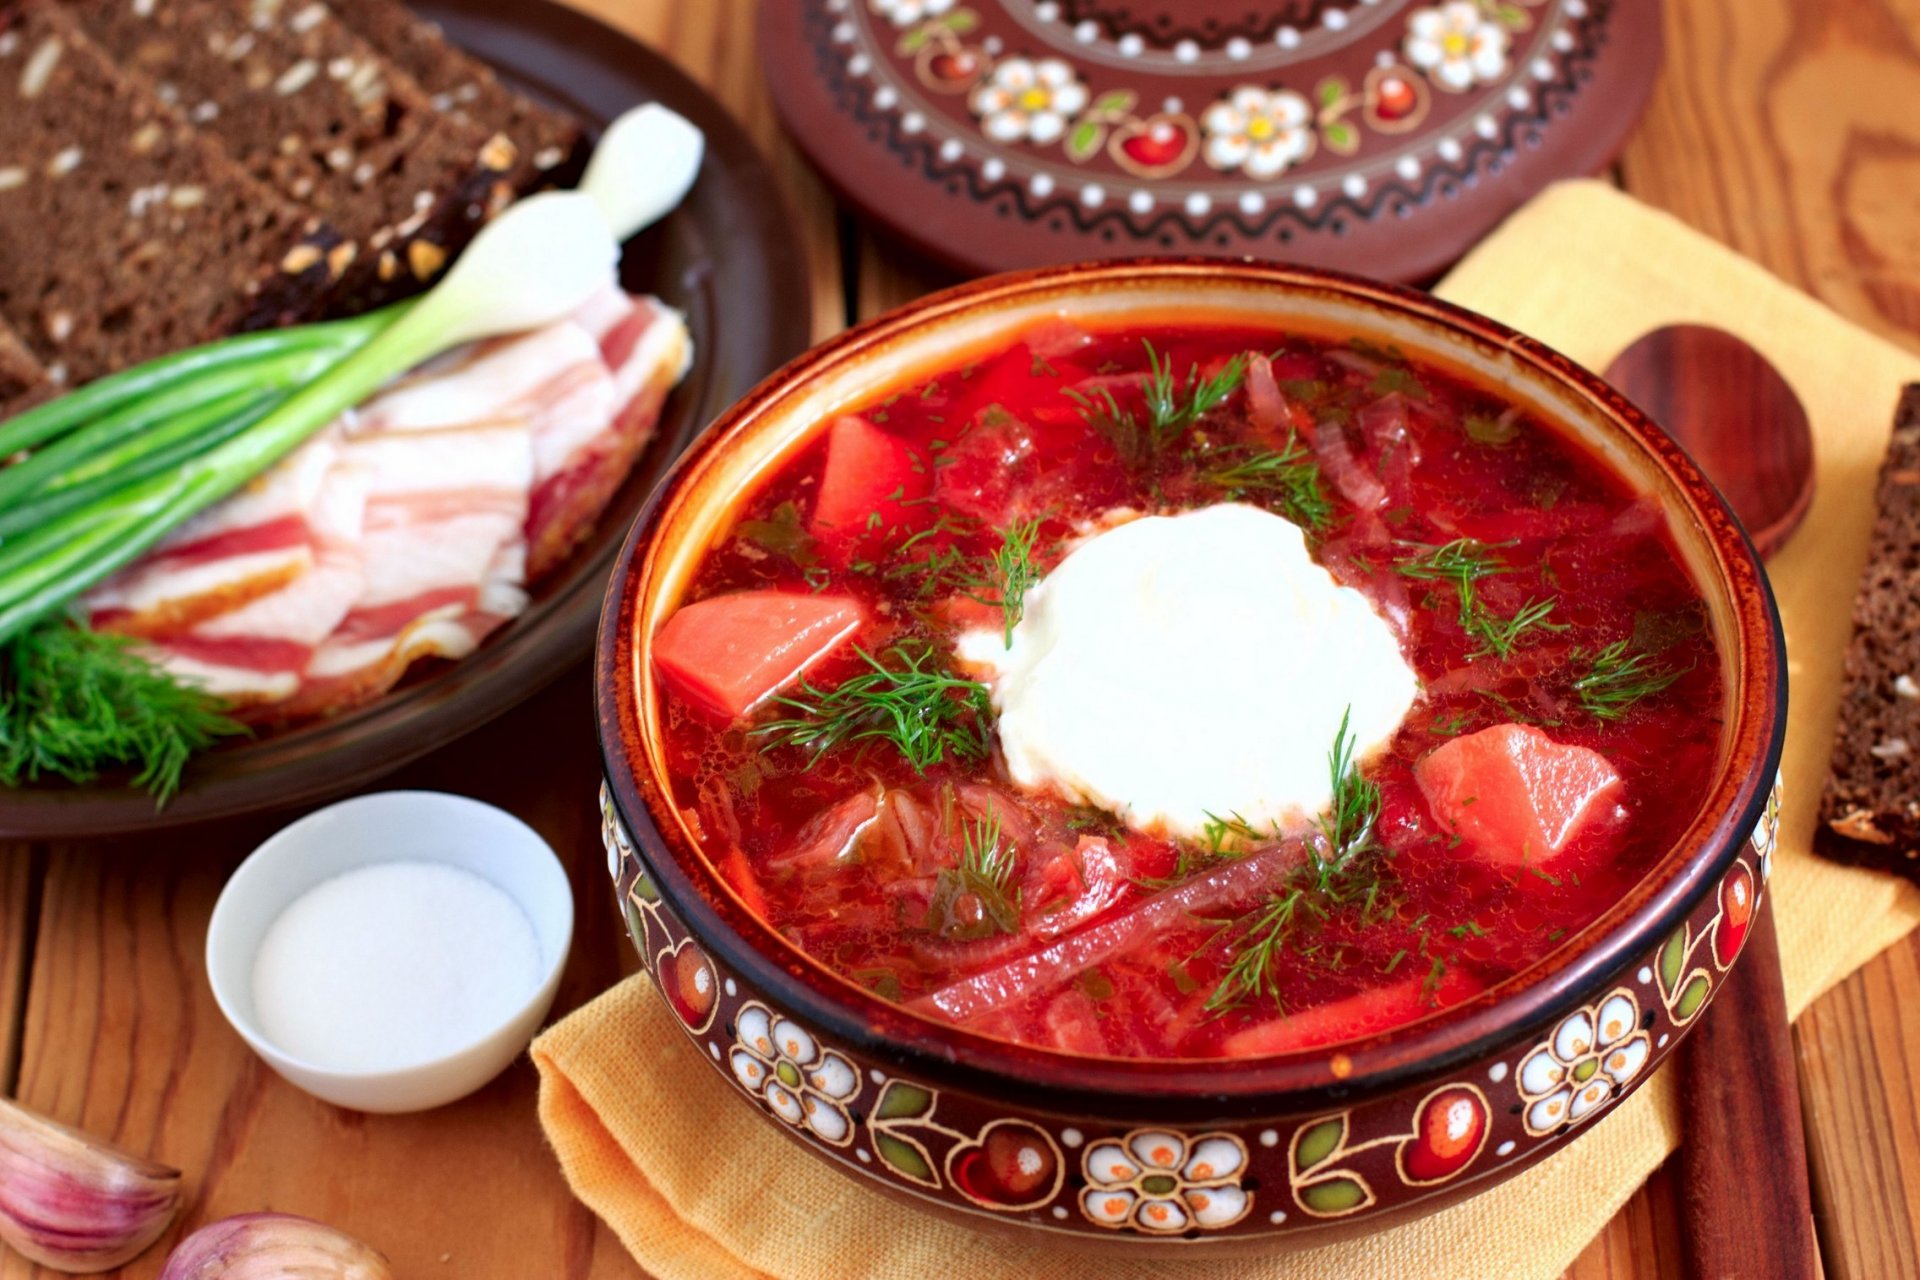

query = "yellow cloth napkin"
[534, 180, 1920, 1280]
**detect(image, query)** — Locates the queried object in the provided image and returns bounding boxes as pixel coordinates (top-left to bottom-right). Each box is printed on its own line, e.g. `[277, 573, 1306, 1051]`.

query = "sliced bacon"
[86, 433, 342, 636]
[86, 289, 690, 722]
[528, 287, 691, 577]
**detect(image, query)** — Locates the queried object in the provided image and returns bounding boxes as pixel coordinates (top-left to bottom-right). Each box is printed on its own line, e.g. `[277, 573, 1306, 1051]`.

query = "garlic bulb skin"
[159, 1213, 393, 1280]
[0, 1098, 183, 1273]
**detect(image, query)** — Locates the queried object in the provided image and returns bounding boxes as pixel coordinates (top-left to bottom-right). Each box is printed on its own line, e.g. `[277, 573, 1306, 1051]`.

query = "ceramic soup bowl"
[594, 260, 1784, 1250]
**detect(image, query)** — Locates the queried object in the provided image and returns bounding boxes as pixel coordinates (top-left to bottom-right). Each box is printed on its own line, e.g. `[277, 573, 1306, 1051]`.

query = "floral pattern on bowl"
[599, 777, 1783, 1242]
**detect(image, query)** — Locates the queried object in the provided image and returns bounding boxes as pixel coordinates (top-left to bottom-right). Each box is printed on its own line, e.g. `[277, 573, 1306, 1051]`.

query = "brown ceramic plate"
[763, 0, 1661, 282]
[0, 0, 810, 839]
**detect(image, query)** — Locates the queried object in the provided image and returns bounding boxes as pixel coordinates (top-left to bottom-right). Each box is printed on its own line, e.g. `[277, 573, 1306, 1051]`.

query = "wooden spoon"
[1606, 325, 1816, 558]
[1605, 326, 1820, 1280]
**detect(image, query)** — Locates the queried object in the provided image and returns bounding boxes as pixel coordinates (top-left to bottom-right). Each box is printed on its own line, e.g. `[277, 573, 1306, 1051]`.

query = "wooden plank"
[567, 0, 848, 340]
[1618, 0, 1920, 357]
[1620, 1, 1920, 1275]
[1797, 940, 1920, 1280]
[0, 844, 35, 1094]
[1, 671, 647, 1280]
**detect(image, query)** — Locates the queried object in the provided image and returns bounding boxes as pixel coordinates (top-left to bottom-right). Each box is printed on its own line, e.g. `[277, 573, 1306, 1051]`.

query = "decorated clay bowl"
[594, 259, 1784, 1250]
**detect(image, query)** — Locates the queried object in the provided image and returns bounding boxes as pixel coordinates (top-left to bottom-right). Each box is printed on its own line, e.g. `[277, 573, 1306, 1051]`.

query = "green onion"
[0, 191, 618, 645]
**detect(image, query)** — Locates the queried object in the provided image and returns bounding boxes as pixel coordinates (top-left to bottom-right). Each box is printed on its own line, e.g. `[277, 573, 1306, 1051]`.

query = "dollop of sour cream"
[956, 503, 1417, 839]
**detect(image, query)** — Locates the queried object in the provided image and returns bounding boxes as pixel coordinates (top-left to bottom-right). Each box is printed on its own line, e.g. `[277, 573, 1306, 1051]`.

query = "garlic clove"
[159, 1213, 393, 1279]
[0, 1098, 183, 1274]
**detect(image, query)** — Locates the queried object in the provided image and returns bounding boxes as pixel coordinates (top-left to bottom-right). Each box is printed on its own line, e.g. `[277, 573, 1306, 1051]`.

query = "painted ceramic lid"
[761, 0, 1663, 281]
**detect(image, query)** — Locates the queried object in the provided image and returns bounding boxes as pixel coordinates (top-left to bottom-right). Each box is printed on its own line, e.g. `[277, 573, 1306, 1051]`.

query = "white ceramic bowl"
[206, 790, 573, 1113]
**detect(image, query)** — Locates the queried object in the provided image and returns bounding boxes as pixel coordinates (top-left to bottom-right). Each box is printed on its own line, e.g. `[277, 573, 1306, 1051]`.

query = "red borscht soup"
[649, 319, 1722, 1061]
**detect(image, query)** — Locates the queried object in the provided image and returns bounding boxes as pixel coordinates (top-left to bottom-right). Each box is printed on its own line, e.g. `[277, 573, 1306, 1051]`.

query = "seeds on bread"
[65, 0, 509, 310]
[0, 2, 340, 386]
[328, 0, 582, 192]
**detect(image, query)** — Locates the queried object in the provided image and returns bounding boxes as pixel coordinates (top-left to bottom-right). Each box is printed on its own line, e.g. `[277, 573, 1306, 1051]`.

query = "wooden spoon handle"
[1678, 897, 1820, 1278]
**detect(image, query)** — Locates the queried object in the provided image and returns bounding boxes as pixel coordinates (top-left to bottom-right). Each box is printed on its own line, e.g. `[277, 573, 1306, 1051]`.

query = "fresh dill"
[1195, 711, 1393, 1014]
[1142, 342, 1247, 436]
[1066, 383, 1151, 466]
[1572, 639, 1689, 721]
[1194, 434, 1332, 531]
[1315, 706, 1381, 884]
[1394, 539, 1561, 659]
[982, 517, 1043, 647]
[733, 500, 819, 567]
[0, 618, 247, 802]
[1068, 341, 1247, 465]
[1201, 887, 1312, 1015]
[1468, 595, 1563, 660]
[927, 806, 1021, 939]
[752, 644, 993, 772]
[1395, 538, 1513, 601]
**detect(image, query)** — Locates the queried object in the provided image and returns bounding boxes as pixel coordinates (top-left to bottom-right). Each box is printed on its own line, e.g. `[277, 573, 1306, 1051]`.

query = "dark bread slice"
[327, 0, 582, 192]
[0, 318, 52, 417]
[65, 0, 510, 310]
[0, 3, 341, 386]
[1816, 383, 1920, 883]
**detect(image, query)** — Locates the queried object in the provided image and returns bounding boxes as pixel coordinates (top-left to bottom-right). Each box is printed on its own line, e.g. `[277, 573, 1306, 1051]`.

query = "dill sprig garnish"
[928, 806, 1021, 939]
[1468, 595, 1563, 660]
[1394, 538, 1562, 659]
[1395, 537, 1513, 600]
[1196, 710, 1395, 1015]
[982, 517, 1043, 647]
[1573, 639, 1690, 721]
[1195, 434, 1332, 531]
[0, 618, 247, 802]
[1142, 342, 1247, 436]
[1202, 886, 1314, 1014]
[752, 644, 993, 772]
[1314, 707, 1380, 883]
[1068, 341, 1247, 465]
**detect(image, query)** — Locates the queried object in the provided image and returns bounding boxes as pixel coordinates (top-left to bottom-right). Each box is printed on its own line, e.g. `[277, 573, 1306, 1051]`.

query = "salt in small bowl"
[206, 790, 573, 1113]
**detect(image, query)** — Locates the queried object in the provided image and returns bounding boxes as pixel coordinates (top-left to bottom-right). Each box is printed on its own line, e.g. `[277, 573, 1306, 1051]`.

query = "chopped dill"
[1201, 887, 1312, 1015]
[1068, 341, 1247, 465]
[1314, 706, 1381, 884]
[1395, 539, 1561, 659]
[733, 500, 818, 567]
[928, 806, 1020, 939]
[1384, 947, 1408, 974]
[1064, 804, 1127, 838]
[1573, 639, 1689, 721]
[0, 618, 247, 803]
[1468, 595, 1564, 659]
[981, 517, 1043, 647]
[1369, 365, 1428, 400]
[1202, 810, 1273, 854]
[1143, 342, 1247, 435]
[752, 644, 993, 772]
[1195, 711, 1393, 1014]
[1194, 433, 1332, 531]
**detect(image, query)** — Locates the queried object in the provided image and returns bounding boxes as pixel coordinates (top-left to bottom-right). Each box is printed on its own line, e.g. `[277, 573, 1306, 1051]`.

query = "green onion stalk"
[0, 190, 621, 645]
[0, 102, 706, 798]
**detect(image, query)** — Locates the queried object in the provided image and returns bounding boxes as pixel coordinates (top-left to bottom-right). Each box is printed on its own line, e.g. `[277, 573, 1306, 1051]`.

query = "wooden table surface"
[5, 0, 1919, 1276]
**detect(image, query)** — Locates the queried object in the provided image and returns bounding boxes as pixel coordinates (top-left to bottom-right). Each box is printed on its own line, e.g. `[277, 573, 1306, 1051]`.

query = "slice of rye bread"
[327, 0, 583, 191]
[0, 3, 342, 386]
[66, 0, 516, 310]
[0, 318, 52, 418]
[1816, 383, 1920, 883]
